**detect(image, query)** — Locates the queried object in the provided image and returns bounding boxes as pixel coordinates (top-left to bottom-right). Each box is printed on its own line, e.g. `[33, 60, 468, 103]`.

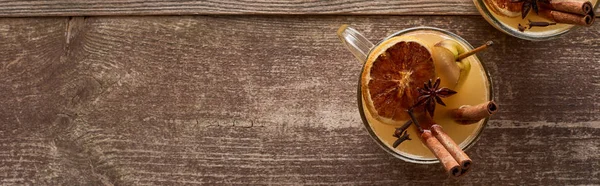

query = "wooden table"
[1, 1, 599, 185]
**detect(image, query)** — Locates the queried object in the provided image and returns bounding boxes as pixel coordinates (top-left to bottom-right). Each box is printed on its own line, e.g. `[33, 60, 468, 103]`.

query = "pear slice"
[432, 40, 470, 89]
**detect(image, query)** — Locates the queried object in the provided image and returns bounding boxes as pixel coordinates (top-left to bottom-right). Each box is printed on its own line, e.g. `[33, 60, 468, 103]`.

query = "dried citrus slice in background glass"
[361, 37, 435, 125]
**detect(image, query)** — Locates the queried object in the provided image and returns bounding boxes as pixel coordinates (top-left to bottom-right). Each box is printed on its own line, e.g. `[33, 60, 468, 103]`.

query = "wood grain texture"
[0, 16, 599, 185]
[0, 0, 598, 17]
[0, 0, 477, 16]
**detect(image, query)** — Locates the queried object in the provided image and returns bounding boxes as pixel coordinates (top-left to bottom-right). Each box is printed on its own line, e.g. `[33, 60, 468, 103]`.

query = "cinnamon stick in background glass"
[431, 124, 472, 174]
[452, 101, 498, 124]
[421, 130, 462, 177]
[538, 9, 595, 26]
[539, 0, 594, 15]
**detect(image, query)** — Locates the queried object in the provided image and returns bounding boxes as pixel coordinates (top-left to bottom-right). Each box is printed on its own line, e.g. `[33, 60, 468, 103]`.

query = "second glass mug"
[337, 25, 494, 164]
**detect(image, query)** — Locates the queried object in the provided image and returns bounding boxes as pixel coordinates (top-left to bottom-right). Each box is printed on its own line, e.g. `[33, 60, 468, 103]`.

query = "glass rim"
[473, 0, 599, 41]
[357, 26, 494, 164]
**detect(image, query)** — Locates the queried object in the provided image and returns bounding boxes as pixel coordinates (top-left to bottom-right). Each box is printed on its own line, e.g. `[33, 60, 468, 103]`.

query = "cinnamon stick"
[452, 101, 498, 124]
[431, 124, 472, 175]
[421, 130, 462, 177]
[538, 9, 595, 26]
[539, 0, 593, 16]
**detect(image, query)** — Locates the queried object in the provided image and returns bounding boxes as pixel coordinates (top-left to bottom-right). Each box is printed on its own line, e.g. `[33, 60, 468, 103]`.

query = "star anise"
[391, 78, 457, 148]
[412, 78, 457, 117]
[511, 0, 550, 19]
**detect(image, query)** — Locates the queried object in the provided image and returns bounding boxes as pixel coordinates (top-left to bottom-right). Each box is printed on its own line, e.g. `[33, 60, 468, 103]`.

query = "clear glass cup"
[474, 0, 599, 41]
[337, 26, 493, 164]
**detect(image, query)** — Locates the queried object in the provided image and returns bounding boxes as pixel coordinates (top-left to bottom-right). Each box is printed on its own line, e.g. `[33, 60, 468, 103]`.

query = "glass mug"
[337, 25, 494, 164]
[473, 0, 599, 40]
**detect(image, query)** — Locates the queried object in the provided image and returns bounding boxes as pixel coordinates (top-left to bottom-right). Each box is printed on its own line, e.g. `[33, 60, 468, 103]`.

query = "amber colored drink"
[361, 30, 491, 161]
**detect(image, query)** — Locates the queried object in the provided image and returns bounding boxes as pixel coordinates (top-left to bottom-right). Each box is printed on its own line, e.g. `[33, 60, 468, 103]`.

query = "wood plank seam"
[0, 1, 597, 17]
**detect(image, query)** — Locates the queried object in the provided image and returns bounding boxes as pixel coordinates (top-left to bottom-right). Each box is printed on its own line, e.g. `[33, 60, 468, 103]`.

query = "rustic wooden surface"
[0, 6, 600, 186]
[0, 0, 598, 17]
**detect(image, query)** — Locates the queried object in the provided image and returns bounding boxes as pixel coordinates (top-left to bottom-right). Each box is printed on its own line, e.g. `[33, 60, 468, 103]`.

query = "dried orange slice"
[484, 0, 523, 18]
[361, 37, 435, 125]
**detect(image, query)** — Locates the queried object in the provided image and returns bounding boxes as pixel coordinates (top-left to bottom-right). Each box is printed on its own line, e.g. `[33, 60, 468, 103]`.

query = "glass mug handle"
[336, 24, 375, 64]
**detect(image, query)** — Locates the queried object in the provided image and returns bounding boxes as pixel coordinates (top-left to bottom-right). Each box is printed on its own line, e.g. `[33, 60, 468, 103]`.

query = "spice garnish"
[518, 24, 527, 32]
[413, 78, 457, 117]
[392, 120, 412, 148]
[527, 19, 557, 28]
[391, 78, 457, 147]
[511, 0, 550, 19]
[517, 20, 558, 32]
[452, 101, 499, 124]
